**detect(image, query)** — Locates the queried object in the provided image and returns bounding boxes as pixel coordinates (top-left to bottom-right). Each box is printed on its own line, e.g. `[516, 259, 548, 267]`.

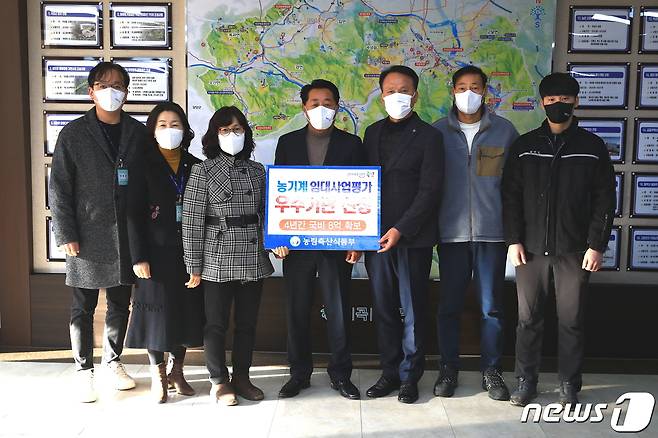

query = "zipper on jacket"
[466, 133, 474, 241]
[543, 135, 564, 256]
[468, 150, 473, 240]
[469, 131, 484, 241]
[543, 136, 554, 256]
[544, 186, 550, 255]
[455, 123, 481, 242]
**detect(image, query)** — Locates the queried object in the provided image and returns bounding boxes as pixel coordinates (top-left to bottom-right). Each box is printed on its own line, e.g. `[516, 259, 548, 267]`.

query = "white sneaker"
[106, 361, 136, 390]
[76, 368, 97, 403]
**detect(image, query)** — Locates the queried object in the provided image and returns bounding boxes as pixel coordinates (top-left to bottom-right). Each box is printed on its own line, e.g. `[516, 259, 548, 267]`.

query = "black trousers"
[70, 285, 132, 370]
[283, 251, 353, 382]
[514, 252, 590, 383]
[365, 247, 433, 384]
[203, 279, 263, 385]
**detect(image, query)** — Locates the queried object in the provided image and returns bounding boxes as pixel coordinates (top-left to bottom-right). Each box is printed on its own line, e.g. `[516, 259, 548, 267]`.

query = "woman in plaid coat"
[182, 106, 274, 406]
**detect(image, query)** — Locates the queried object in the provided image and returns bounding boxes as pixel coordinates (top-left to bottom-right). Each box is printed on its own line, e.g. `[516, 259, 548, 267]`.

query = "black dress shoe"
[330, 379, 360, 400]
[398, 381, 419, 404]
[434, 364, 458, 397]
[278, 377, 310, 398]
[366, 375, 400, 398]
[482, 368, 510, 401]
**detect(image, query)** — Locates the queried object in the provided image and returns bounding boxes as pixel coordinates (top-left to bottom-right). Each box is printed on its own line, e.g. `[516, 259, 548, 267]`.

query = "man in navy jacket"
[274, 79, 365, 400]
[362, 65, 444, 404]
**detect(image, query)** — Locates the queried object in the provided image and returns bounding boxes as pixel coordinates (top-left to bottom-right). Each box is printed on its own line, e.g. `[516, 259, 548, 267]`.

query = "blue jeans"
[437, 242, 506, 371]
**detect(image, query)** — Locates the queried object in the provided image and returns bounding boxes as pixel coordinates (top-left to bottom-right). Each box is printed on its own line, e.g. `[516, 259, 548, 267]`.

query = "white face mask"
[305, 105, 336, 130]
[218, 132, 245, 156]
[155, 128, 184, 150]
[383, 92, 414, 119]
[94, 87, 126, 112]
[454, 89, 483, 115]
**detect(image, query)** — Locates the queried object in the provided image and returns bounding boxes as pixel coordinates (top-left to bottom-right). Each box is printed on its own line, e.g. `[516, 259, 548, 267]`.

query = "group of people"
[49, 61, 615, 409]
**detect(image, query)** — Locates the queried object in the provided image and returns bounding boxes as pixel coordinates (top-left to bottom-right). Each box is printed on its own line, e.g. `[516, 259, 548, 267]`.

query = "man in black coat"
[49, 62, 147, 402]
[274, 79, 365, 400]
[502, 73, 616, 407]
[362, 66, 444, 404]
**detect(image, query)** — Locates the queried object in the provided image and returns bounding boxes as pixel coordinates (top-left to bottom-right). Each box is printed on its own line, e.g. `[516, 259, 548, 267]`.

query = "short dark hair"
[87, 61, 130, 88]
[202, 106, 255, 161]
[145, 102, 195, 152]
[452, 65, 488, 87]
[539, 72, 580, 98]
[300, 79, 340, 104]
[378, 65, 419, 91]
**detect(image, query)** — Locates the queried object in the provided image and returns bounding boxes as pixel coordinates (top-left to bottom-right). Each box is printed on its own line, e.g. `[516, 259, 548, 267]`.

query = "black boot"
[510, 377, 538, 407]
[398, 381, 419, 404]
[559, 381, 579, 406]
[433, 364, 458, 397]
[482, 368, 510, 401]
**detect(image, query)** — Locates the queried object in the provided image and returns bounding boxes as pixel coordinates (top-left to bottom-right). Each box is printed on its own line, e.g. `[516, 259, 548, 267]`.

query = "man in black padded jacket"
[502, 72, 615, 408]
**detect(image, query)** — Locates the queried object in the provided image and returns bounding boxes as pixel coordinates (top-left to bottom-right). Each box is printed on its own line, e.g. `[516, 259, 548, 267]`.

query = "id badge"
[175, 197, 183, 223]
[117, 168, 129, 186]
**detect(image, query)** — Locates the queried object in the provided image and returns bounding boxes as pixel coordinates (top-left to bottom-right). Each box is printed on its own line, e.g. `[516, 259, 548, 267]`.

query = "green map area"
[187, 0, 556, 278]
[187, 0, 556, 153]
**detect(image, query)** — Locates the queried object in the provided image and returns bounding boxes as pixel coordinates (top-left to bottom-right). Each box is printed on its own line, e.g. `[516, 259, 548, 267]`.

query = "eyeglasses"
[218, 127, 245, 136]
[93, 82, 127, 92]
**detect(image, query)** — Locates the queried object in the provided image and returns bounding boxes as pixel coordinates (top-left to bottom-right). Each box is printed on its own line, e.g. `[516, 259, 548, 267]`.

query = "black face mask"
[544, 101, 574, 124]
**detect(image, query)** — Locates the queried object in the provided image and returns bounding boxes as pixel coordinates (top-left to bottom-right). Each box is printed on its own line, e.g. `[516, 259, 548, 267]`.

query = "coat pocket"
[476, 146, 505, 177]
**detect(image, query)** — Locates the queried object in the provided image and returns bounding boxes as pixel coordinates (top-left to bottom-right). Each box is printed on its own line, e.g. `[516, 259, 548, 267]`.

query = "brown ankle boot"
[211, 382, 238, 406]
[232, 373, 264, 401]
[150, 363, 168, 404]
[167, 356, 195, 396]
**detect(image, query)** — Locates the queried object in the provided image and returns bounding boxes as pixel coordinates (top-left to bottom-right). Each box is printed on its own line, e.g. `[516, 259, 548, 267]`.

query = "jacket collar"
[446, 104, 492, 132]
[149, 144, 197, 177]
[535, 116, 580, 155]
[84, 108, 138, 165]
[204, 152, 236, 197]
[538, 115, 580, 140]
[180, 150, 198, 166]
[177, 150, 198, 178]
[373, 112, 422, 172]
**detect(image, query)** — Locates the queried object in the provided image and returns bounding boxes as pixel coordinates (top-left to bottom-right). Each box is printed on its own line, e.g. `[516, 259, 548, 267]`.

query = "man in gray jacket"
[432, 65, 518, 401]
[49, 62, 147, 402]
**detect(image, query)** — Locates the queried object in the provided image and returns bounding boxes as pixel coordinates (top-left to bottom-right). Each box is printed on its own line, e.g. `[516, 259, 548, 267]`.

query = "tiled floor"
[0, 362, 656, 438]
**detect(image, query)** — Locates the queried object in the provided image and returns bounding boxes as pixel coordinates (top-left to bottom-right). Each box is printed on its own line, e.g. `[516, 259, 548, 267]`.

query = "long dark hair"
[202, 106, 255, 160]
[145, 102, 195, 151]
